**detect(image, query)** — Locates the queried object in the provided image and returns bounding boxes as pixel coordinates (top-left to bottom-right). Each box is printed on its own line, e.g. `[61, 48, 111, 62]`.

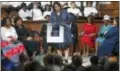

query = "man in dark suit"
[69, 13, 78, 55]
[71, 23, 78, 54]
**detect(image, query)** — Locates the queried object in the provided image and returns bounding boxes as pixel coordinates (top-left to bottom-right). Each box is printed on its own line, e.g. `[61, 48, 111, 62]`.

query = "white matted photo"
[47, 23, 64, 43]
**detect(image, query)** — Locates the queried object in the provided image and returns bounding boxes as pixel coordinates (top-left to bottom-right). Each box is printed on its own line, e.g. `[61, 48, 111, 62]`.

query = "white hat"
[103, 15, 110, 20]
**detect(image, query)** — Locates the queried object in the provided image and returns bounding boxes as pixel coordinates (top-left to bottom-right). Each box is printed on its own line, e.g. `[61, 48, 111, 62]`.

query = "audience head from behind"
[71, 55, 83, 68]
[104, 55, 119, 71]
[53, 54, 63, 66]
[53, 2, 62, 12]
[99, 56, 107, 66]
[103, 15, 111, 25]
[90, 56, 99, 65]
[43, 54, 63, 66]
[43, 54, 54, 66]
[25, 60, 43, 71]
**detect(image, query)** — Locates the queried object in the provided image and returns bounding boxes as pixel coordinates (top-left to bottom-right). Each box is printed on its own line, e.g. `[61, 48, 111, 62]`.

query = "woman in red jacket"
[80, 15, 97, 56]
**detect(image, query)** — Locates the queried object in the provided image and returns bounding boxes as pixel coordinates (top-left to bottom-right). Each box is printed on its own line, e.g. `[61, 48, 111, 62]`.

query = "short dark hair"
[53, 55, 63, 66]
[14, 16, 22, 25]
[25, 60, 43, 71]
[72, 55, 82, 67]
[20, 3, 27, 9]
[90, 56, 99, 65]
[52, 2, 62, 12]
[43, 54, 63, 66]
[43, 54, 54, 66]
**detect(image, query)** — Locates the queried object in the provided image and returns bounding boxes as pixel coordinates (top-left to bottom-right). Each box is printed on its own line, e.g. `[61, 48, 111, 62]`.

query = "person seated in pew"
[14, 16, 32, 41]
[67, 2, 82, 18]
[14, 16, 41, 58]
[95, 15, 113, 55]
[97, 17, 119, 57]
[84, 2, 98, 17]
[29, 2, 44, 21]
[79, 15, 97, 56]
[43, 4, 52, 20]
[1, 17, 27, 67]
[18, 3, 31, 21]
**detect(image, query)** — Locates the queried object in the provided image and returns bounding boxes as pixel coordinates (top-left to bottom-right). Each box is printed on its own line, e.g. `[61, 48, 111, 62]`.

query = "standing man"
[68, 13, 78, 55]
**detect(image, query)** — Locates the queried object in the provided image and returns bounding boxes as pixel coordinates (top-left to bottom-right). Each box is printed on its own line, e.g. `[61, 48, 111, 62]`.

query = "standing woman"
[80, 15, 97, 56]
[50, 2, 72, 60]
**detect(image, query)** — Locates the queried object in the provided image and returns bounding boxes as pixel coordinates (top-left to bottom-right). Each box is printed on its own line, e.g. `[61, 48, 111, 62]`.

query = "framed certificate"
[47, 23, 64, 43]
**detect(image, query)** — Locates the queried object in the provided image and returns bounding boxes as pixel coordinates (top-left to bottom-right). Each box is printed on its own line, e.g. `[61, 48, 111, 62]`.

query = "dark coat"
[14, 25, 30, 40]
[97, 26, 119, 57]
[71, 23, 78, 44]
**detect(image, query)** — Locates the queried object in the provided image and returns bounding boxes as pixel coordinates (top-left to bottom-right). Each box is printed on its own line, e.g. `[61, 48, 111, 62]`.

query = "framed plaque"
[47, 23, 64, 43]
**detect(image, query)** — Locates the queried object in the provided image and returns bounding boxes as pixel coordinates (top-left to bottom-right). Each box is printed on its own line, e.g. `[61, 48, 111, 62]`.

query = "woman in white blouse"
[1, 17, 28, 65]
[18, 3, 31, 21]
[84, 2, 98, 17]
[43, 4, 51, 20]
[1, 17, 18, 42]
[30, 2, 44, 21]
[67, 2, 82, 17]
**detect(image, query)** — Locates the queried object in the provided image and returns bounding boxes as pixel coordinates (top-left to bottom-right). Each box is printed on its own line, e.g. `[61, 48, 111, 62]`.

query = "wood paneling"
[98, 1, 119, 17]
[23, 20, 103, 33]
